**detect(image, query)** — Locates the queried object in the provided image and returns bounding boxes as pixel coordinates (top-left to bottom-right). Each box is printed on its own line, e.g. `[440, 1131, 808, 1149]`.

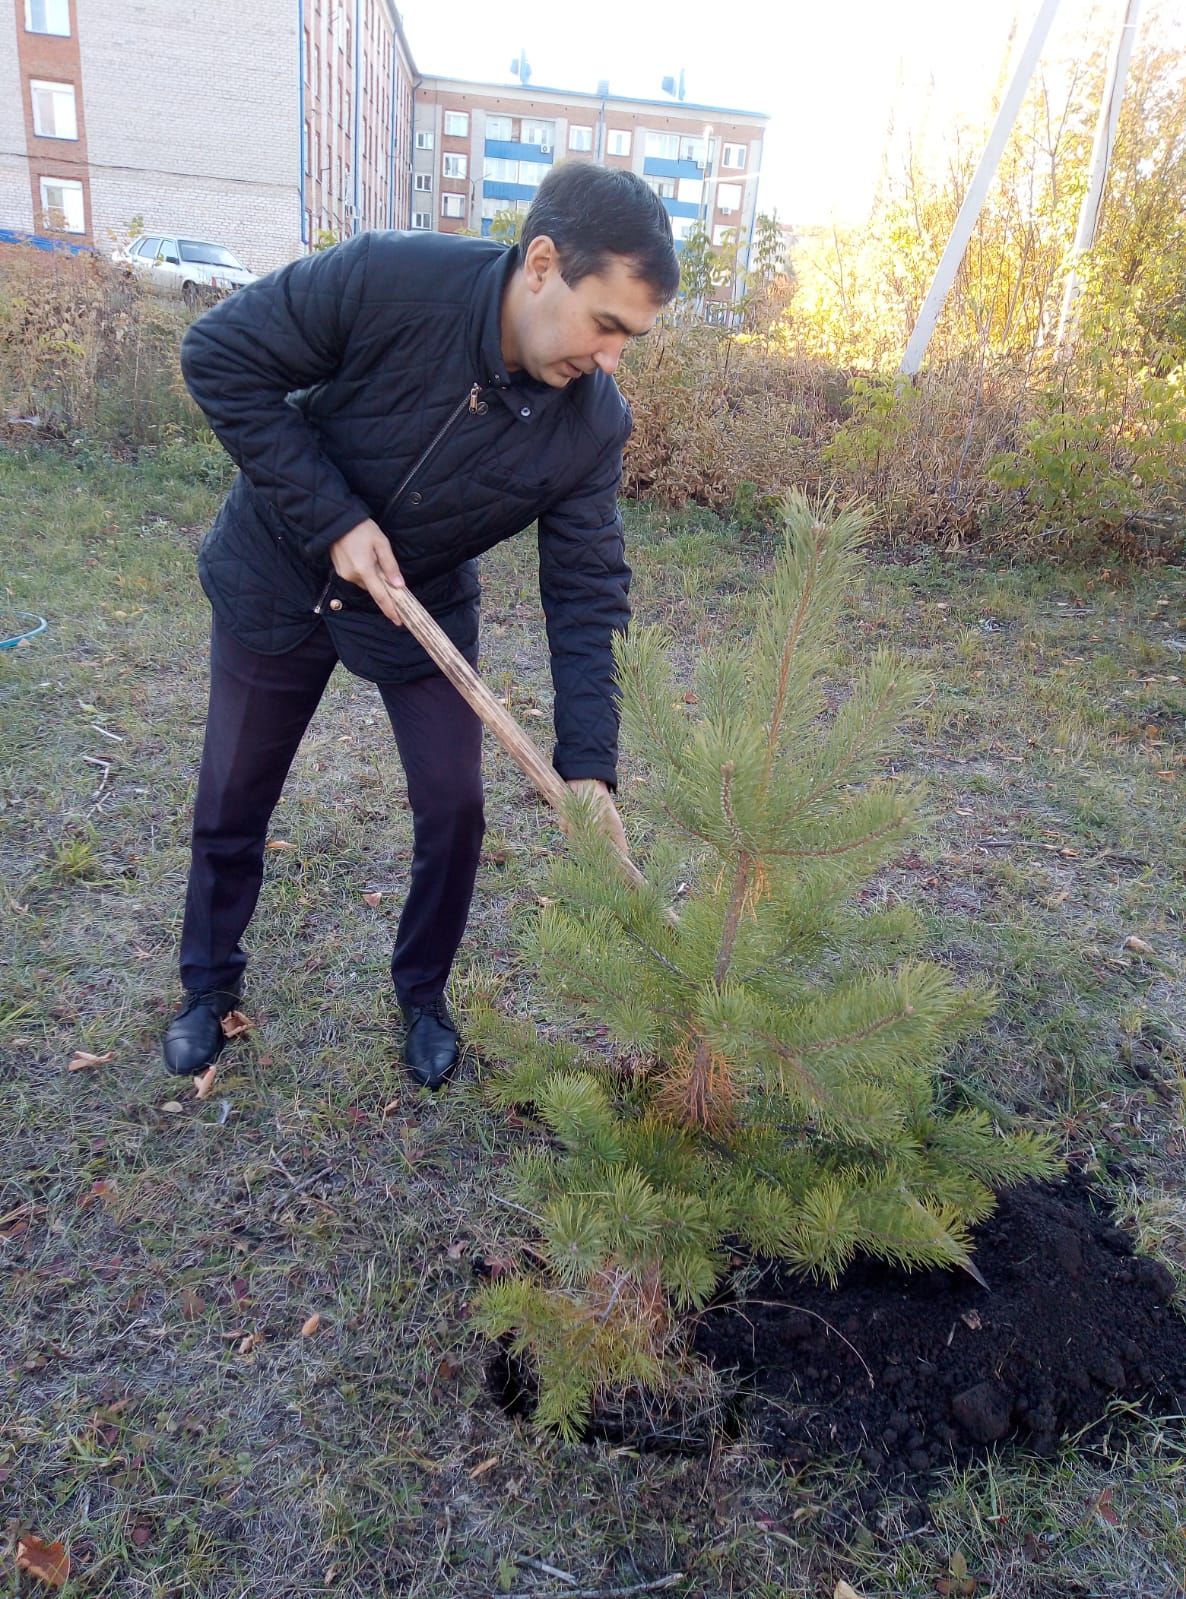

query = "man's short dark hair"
[520, 162, 680, 303]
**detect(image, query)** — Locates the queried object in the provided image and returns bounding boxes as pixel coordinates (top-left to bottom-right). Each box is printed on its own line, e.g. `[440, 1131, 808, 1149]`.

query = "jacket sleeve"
[536, 404, 633, 787]
[179, 231, 377, 562]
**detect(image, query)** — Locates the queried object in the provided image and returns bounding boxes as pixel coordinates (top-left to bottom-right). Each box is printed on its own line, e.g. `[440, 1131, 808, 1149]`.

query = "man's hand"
[565, 778, 629, 860]
[330, 518, 407, 626]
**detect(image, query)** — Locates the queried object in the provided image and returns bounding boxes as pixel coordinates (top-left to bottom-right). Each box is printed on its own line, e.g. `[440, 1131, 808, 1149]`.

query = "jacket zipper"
[314, 381, 484, 616]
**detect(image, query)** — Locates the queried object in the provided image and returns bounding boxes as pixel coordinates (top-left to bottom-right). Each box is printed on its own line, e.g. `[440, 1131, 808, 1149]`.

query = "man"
[163, 162, 679, 1089]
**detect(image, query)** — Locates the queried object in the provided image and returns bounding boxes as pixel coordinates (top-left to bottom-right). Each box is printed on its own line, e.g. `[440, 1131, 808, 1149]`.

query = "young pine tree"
[471, 493, 1060, 1439]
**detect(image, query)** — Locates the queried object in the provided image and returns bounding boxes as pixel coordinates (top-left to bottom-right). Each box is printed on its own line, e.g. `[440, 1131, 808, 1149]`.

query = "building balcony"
[484, 139, 555, 163]
[643, 156, 705, 180]
[663, 198, 700, 219]
[483, 179, 539, 202]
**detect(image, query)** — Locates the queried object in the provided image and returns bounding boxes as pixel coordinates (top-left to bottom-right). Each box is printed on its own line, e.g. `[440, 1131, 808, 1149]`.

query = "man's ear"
[522, 234, 556, 291]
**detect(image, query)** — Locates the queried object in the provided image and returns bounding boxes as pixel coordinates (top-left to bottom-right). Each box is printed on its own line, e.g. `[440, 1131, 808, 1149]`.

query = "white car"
[114, 234, 257, 304]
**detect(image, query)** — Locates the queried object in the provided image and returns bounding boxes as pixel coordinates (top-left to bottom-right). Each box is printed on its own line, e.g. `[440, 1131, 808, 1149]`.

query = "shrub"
[0, 244, 200, 447]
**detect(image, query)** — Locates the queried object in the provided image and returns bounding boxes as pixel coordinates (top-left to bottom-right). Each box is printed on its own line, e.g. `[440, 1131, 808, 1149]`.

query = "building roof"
[416, 73, 768, 124]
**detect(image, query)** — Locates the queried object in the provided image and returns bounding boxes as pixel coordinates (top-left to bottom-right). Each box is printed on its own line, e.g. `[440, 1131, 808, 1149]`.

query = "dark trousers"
[179, 615, 485, 1006]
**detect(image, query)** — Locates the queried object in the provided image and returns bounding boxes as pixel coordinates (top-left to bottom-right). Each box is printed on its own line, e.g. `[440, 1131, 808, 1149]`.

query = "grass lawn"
[1, 442, 1184, 1598]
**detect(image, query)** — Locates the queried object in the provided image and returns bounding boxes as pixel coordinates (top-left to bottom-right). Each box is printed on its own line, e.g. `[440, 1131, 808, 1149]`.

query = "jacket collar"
[469, 243, 519, 391]
[468, 242, 576, 422]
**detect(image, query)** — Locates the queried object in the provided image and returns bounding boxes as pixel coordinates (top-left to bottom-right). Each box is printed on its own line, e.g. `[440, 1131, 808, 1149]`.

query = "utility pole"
[1053, 0, 1142, 357]
[899, 0, 1064, 376]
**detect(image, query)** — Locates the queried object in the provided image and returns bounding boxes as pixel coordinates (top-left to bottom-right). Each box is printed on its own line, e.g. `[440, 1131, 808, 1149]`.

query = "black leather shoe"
[401, 997, 459, 1089]
[162, 989, 240, 1076]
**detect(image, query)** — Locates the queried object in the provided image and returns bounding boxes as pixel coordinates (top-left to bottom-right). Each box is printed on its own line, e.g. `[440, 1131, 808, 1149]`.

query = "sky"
[396, 0, 1123, 226]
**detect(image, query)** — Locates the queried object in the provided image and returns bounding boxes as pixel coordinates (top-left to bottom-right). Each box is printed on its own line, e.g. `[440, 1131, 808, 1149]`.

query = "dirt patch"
[693, 1177, 1185, 1486]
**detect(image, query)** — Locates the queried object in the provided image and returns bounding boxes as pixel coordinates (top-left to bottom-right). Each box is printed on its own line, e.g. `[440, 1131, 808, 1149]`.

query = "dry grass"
[0, 244, 199, 447]
[0, 446, 1183, 1596]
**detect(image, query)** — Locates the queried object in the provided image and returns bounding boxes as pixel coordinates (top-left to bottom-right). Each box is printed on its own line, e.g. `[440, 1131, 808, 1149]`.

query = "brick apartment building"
[3, 1, 767, 291]
[412, 77, 766, 267]
[2, 0, 415, 273]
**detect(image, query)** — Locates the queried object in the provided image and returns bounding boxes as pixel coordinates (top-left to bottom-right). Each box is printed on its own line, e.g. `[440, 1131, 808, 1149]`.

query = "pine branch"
[761, 517, 823, 791]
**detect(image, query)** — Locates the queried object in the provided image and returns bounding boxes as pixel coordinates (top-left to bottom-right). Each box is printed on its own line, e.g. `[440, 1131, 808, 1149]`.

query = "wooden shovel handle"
[389, 586, 650, 892]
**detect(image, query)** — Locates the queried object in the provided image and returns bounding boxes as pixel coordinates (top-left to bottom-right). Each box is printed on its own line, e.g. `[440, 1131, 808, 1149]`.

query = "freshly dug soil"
[693, 1176, 1186, 1485]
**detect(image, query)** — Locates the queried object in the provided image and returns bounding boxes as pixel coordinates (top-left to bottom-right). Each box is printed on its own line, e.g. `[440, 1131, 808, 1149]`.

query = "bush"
[0, 244, 201, 448]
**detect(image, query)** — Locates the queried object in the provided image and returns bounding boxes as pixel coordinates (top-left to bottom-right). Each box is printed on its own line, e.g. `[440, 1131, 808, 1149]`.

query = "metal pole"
[1054, 0, 1142, 356]
[899, 0, 1064, 376]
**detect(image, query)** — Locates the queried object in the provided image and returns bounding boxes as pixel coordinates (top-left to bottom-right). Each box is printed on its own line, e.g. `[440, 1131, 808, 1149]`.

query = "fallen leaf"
[67, 1049, 114, 1071]
[78, 1179, 115, 1211]
[160, 1101, 183, 1115]
[960, 1309, 982, 1331]
[362, 891, 383, 907]
[478, 1254, 516, 1278]
[1094, 1486, 1120, 1525]
[834, 1582, 865, 1599]
[16, 1535, 71, 1589]
[1123, 935, 1154, 955]
[380, 1097, 401, 1118]
[436, 1354, 463, 1382]
[194, 1063, 218, 1100]
[220, 1010, 251, 1038]
[179, 1287, 205, 1321]
[301, 1313, 322, 1338]
[131, 1523, 152, 1546]
[266, 839, 296, 850]
[469, 1455, 499, 1478]
[238, 1331, 264, 1355]
[446, 1239, 468, 1261]
[683, 690, 699, 704]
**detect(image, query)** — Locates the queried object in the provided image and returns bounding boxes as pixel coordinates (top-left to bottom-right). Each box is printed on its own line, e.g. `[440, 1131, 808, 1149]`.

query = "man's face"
[511, 241, 664, 388]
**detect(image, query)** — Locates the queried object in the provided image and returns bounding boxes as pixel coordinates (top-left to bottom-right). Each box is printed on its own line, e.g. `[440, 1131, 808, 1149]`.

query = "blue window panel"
[483, 180, 539, 202]
[643, 156, 704, 180]
[481, 217, 493, 237]
[663, 199, 699, 219]
[484, 139, 555, 163]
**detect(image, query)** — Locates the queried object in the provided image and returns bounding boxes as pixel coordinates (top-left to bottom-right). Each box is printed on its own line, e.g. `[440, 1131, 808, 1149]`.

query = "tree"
[471, 494, 1059, 1438]
[676, 222, 727, 320]
[488, 207, 525, 246]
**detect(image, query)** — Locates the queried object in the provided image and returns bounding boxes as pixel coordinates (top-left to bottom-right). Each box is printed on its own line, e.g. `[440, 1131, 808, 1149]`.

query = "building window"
[522, 120, 555, 150]
[39, 175, 84, 232]
[646, 132, 679, 161]
[517, 160, 549, 187]
[607, 128, 631, 156]
[679, 135, 706, 165]
[25, 0, 69, 33]
[669, 215, 697, 242]
[442, 153, 467, 179]
[485, 114, 512, 141]
[412, 211, 431, 229]
[415, 130, 434, 150]
[721, 142, 746, 169]
[443, 110, 469, 137]
[717, 182, 742, 215]
[676, 177, 702, 206]
[646, 176, 676, 199]
[441, 194, 465, 219]
[414, 172, 432, 191]
[568, 124, 592, 152]
[30, 80, 77, 140]
[712, 224, 737, 247]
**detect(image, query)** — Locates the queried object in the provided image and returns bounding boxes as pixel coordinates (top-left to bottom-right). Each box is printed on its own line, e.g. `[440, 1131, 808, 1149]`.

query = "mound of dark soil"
[693, 1177, 1186, 1485]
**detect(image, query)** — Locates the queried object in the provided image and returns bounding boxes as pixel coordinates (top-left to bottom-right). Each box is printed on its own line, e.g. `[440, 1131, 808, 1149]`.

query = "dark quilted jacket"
[180, 229, 633, 785]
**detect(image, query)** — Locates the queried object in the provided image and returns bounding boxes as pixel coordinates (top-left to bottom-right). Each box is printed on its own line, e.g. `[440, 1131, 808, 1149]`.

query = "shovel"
[388, 586, 654, 896]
